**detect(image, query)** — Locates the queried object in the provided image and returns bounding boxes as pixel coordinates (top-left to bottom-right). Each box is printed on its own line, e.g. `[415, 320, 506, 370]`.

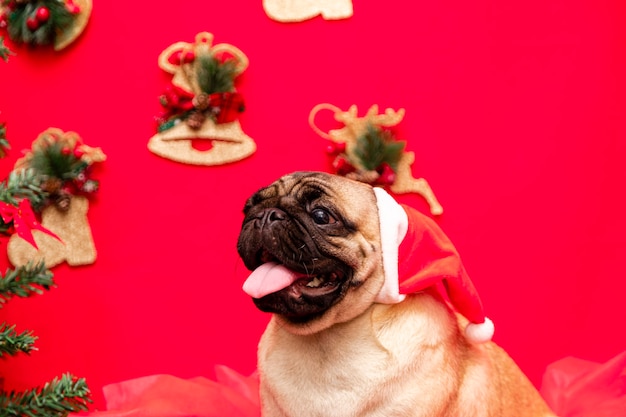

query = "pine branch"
[0, 36, 14, 62]
[0, 323, 37, 357]
[353, 124, 405, 171]
[0, 122, 9, 158]
[0, 262, 55, 308]
[0, 373, 92, 417]
[0, 168, 48, 208]
[27, 140, 87, 181]
[196, 52, 238, 94]
[6, 0, 75, 46]
[0, 168, 49, 235]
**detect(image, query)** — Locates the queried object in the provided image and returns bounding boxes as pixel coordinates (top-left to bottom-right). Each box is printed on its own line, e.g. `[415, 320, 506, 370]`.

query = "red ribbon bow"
[0, 199, 61, 249]
[208, 91, 245, 123]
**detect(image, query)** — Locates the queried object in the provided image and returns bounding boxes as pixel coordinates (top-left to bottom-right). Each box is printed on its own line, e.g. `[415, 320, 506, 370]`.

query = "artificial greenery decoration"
[196, 52, 238, 95]
[0, 374, 91, 417]
[27, 139, 88, 182]
[0, 121, 9, 158]
[0, 130, 93, 416]
[326, 121, 406, 186]
[0, 323, 37, 357]
[3, 0, 75, 46]
[157, 50, 245, 132]
[14, 128, 103, 212]
[353, 123, 405, 172]
[0, 169, 47, 218]
[0, 36, 14, 62]
[0, 261, 53, 307]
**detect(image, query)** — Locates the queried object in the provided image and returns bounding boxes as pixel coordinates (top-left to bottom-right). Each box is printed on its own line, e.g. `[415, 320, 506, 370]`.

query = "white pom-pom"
[464, 317, 495, 344]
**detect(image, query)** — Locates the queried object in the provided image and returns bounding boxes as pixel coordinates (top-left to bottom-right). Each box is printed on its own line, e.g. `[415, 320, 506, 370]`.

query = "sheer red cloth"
[540, 351, 626, 417]
[71, 366, 260, 417]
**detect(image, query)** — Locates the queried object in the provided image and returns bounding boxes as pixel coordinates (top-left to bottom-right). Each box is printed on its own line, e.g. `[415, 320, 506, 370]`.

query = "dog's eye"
[311, 208, 336, 225]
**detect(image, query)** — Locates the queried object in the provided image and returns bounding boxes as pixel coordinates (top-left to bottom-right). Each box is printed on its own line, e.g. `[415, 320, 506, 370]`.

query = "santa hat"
[372, 188, 494, 344]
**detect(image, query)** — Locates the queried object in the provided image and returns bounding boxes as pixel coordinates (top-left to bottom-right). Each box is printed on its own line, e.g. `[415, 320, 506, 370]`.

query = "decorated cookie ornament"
[263, 0, 353, 22]
[7, 128, 105, 267]
[310, 103, 443, 215]
[148, 32, 256, 166]
[0, 0, 92, 51]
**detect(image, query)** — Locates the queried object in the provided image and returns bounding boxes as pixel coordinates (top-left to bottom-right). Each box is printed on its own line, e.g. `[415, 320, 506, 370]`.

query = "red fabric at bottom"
[72, 367, 260, 417]
[540, 351, 626, 417]
[74, 351, 626, 417]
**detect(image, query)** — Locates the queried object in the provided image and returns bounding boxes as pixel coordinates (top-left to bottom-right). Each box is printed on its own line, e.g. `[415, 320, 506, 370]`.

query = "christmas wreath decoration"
[310, 103, 444, 215]
[148, 32, 256, 166]
[0, 0, 91, 51]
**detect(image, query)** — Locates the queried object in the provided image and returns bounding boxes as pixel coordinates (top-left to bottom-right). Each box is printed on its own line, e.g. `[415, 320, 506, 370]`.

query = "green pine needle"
[196, 52, 238, 94]
[27, 140, 87, 181]
[0, 36, 14, 62]
[0, 122, 9, 158]
[353, 124, 406, 171]
[0, 262, 55, 308]
[0, 373, 92, 417]
[0, 168, 48, 210]
[0, 323, 37, 357]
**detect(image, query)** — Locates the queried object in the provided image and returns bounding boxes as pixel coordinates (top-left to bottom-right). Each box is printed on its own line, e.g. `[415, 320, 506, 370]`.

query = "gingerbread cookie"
[310, 104, 443, 215]
[148, 32, 256, 166]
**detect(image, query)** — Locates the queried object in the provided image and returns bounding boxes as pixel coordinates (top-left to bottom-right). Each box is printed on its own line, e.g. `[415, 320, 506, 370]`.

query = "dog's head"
[237, 171, 386, 334]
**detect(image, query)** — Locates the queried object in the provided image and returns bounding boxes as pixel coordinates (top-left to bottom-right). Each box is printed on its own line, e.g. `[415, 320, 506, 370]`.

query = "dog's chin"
[252, 267, 351, 329]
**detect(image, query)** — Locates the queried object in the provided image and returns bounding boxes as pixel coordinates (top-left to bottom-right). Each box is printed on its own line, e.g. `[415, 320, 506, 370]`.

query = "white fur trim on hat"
[373, 187, 408, 304]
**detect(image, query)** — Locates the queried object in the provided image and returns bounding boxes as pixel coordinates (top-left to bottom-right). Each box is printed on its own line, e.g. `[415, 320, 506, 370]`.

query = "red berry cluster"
[0, 1, 82, 32]
[325, 141, 397, 185]
[25, 6, 50, 31]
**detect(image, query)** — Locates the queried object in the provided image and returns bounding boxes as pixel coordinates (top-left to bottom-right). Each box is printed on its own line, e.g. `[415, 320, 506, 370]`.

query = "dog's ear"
[372, 188, 494, 344]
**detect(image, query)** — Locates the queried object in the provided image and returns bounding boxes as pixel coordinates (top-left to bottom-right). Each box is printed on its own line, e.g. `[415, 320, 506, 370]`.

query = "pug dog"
[237, 171, 556, 417]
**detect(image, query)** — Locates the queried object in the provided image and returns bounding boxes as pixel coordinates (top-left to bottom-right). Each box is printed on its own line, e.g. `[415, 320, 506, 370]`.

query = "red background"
[1, 0, 625, 411]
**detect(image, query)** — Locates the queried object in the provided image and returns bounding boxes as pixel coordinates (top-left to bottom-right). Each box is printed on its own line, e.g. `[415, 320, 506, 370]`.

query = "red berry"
[376, 164, 396, 185]
[325, 141, 347, 155]
[26, 16, 39, 31]
[66, 0, 80, 14]
[36, 6, 50, 22]
[334, 142, 346, 153]
[333, 156, 355, 176]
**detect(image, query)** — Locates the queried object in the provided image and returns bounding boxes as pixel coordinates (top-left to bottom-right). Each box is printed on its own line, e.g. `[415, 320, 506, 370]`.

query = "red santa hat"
[373, 187, 494, 344]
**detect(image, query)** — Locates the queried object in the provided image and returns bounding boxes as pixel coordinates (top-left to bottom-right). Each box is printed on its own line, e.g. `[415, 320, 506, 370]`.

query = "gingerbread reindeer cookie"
[310, 104, 443, 215]
[148, 32, 256, 166]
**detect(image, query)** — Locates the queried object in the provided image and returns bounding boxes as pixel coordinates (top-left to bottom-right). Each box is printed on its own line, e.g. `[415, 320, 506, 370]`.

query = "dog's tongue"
[242, 262, 301, 298]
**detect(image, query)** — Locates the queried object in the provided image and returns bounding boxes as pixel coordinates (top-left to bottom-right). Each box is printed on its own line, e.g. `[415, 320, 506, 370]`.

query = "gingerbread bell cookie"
[7, 128, 105, 267]
[310, 104, 443, 215]
[149, 32, 256, 166]
[263, 0, 353, 22]
[0, 0, 92, 51]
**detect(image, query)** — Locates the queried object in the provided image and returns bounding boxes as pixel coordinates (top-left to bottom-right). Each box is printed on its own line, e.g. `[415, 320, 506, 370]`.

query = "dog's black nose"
[259, 208, 286, 224]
